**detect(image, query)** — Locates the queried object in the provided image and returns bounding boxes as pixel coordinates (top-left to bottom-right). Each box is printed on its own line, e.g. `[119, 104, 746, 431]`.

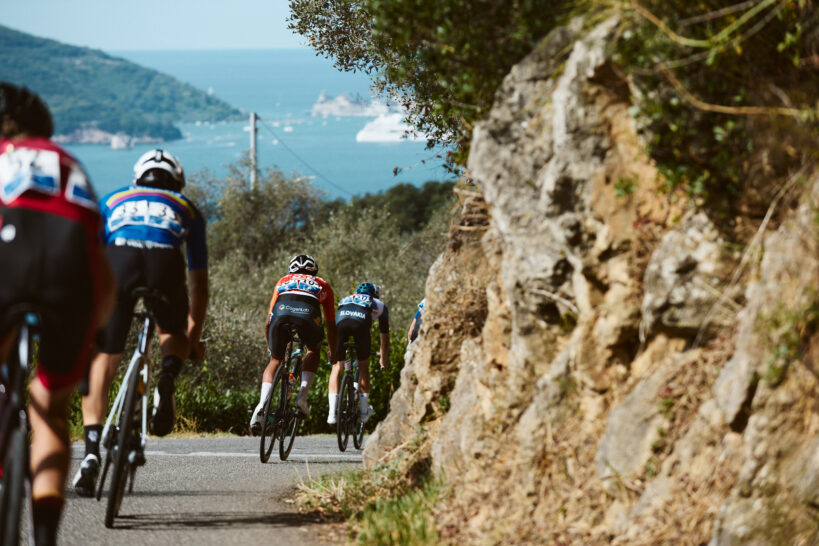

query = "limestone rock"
[641, 212, 733, 340]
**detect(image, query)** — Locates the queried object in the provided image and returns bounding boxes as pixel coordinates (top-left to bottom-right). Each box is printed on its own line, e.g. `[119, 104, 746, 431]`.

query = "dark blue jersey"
[336, 294, 390, 333]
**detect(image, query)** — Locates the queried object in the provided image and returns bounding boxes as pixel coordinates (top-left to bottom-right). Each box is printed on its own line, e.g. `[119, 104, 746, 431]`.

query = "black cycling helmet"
[0, 83, 54, 138]
[133, 149, 186, 192]
[356, 282, 378, 298]
[289, 254, 318, 275]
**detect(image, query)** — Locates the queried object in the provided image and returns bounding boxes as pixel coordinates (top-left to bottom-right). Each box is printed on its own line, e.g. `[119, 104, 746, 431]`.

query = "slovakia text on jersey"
[336, 294, 389, 333]
[100, 186, 207, 270]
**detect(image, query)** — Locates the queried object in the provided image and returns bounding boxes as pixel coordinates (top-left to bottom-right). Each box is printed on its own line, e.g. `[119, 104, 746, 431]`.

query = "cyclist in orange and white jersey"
[249, 254, 337, 433]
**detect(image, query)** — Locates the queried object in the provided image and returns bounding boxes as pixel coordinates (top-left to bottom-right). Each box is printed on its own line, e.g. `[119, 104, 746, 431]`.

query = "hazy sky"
[3, 0, 306, 51]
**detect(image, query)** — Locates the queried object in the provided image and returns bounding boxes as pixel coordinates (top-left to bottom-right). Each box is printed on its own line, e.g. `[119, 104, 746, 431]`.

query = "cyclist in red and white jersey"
[250, 254, 337, 433]
[0, 83, 115, 544]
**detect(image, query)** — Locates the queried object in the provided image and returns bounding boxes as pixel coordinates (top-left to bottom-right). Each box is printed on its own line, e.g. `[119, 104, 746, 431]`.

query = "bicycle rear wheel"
[105, 361, 140, 528]
[0, 423, 27, 545]
[336, 375, 354, 452]
[279, 358, 301, 461]
[259, 367, 285, 463]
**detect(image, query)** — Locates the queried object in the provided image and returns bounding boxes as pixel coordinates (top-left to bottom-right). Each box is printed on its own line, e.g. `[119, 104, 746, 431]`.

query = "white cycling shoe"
[72, 453, 100, 498]
[249, 405, 263, 436]
[327, 411, 337, 425]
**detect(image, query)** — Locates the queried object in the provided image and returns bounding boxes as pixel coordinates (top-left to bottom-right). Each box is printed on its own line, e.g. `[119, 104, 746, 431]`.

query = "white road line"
[144, 450, 362, 461]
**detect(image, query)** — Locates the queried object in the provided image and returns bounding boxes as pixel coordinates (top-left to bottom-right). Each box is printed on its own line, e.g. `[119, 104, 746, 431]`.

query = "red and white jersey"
[0, 137, 100, 233]
[267, 273, 335, 322]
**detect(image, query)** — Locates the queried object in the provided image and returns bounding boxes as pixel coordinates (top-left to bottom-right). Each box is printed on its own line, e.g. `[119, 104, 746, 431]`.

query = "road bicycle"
[336, 341, 378, 452]
[0, 307, 41, 545]
[96, 288, 162, 528]
[259, 327, 305, 463]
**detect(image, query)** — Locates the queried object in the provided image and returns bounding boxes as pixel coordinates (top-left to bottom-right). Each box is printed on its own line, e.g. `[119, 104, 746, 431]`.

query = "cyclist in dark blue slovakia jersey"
[73, 149, 209, 497]
[327, 282, 390, 425]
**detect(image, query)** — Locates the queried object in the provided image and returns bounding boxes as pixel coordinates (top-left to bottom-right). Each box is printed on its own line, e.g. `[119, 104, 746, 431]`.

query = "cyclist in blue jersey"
[73, 149, 209, 496]
[327, 282, 389, 425]
[408, 298, 425, 342]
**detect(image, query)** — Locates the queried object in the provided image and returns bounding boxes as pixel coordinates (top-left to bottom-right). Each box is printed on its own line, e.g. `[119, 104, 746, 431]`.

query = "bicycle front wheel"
[336, 375, 354, 452]
[259, 367, 285, 463]
[0, 423, 27, 545]
[105, 362, 140, 528]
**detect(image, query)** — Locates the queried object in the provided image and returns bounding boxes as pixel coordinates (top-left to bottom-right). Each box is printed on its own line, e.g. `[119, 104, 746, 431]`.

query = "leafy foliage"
[290, 1, 819, 216]
[0, 24, 242, 138]
[296, 429, 440, 543]
[288, 0, 579, 161]
[167, 164, 454, 435]
[192, 161, 326, 262]
[616, 1, 819, 211]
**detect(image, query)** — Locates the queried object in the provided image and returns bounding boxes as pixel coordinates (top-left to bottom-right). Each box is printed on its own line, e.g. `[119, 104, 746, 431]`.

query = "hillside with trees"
[0, 24, 242, 141]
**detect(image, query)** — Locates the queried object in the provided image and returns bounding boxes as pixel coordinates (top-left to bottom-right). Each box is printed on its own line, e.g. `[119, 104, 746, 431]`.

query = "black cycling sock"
[32, 495, 63, 546]
[84, 424, 103, 459]
[160, 355, 183, 379]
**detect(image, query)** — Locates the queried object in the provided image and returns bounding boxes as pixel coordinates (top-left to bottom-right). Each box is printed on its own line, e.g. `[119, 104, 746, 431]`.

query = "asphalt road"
[51, 435, 362, 545]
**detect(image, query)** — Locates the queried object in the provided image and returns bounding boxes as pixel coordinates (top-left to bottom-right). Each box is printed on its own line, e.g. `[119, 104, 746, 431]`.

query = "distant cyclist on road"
[250, 254, 337, 433]
[73, 148, 209, 496]
[328, 282, 390, 425]
[0, 83, 115, 544]
[407, 298, 425, 343]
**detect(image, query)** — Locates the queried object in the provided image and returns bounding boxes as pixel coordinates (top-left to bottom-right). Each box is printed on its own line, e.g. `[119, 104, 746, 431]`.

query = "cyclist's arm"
[188, 268, 208, 360]
[379, 332, 390, 368]
[185, 207, 209, 360]
[320, 285, 338, 362]
[264, 281, 283, 339]
[377, 305, 390, 368]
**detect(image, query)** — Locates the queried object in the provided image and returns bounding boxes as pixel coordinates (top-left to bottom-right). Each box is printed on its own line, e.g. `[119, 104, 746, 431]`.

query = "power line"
[256, 116, 353, 197]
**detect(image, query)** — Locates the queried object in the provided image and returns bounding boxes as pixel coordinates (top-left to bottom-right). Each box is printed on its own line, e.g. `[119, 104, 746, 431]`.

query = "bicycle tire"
[353, 387, 365, 450]
[279, 357, 301, 461]
[337, 374, 354, 452]
[104, 358, 141, 528]
[259, 366, 285, 463]
[0, 423, 27, 545]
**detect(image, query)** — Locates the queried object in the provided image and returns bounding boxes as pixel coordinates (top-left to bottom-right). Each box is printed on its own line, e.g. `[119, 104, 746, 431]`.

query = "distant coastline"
[53, 128, 164, 148]
[1, 24, 243, 144]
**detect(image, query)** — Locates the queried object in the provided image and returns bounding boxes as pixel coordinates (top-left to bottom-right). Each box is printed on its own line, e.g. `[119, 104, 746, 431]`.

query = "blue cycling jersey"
[99, 185, 208, 270]
[414, 298, 425, 320]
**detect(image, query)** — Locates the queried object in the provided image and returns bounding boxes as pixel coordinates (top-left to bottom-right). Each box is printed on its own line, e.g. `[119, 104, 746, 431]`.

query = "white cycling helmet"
[289, 254, 318, 275]
[133, 149, 185, 192]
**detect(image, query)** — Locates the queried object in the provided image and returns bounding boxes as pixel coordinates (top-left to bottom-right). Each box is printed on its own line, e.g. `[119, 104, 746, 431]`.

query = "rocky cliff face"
[364, 16, 819, 545]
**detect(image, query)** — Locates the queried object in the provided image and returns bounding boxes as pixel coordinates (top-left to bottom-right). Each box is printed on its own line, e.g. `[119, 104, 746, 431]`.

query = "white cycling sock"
[360, 392, 369, 412]
[300, 371, 315, 392]
[328, 393, 339, 414]
[257, 382, 272, 411]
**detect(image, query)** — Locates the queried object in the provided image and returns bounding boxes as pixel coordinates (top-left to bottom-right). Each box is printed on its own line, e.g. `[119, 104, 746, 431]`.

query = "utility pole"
[249, 112, 257, 190]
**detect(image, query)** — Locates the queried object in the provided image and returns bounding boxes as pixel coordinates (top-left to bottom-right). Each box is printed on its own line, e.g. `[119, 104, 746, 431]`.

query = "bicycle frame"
[100, 314, 153, 453]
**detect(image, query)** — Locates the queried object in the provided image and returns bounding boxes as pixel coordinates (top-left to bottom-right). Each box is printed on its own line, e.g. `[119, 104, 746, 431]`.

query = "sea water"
[65, 49, 453, 199]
